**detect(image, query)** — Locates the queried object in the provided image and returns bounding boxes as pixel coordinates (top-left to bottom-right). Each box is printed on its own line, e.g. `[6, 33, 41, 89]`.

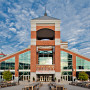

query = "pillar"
[55, 45, 61, 82]
[72, 54, 76, 81]
[30, 45, 37, 82]
[15, 55, 19, 82]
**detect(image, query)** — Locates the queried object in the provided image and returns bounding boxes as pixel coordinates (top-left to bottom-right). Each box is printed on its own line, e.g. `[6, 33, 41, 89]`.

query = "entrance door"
[61, 75, 72, 81]
[38, 75, 53, 82]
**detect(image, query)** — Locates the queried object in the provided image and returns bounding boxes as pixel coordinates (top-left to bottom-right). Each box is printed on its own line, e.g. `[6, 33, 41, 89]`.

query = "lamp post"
[0, 62, 1, 82]
[72, 67, 73, 82]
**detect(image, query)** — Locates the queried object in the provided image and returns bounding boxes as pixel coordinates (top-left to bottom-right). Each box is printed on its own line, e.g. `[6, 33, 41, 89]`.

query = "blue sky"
[0, 0, 90, 58]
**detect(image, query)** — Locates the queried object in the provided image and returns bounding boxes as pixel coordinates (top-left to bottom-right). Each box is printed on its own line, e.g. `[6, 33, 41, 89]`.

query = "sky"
[0, 0, 90, 58]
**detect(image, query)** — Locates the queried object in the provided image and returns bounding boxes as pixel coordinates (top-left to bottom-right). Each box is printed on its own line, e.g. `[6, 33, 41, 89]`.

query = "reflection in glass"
[61, 51, 72, 70]
[19, 51, 30, 70]
[76, 57, 90, 69]
[38, 51, 53, 65]
[0, 57, 15, 70]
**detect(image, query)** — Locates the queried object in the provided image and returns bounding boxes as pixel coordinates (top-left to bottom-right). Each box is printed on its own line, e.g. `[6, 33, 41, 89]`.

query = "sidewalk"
[40, 83, 49, 90]
[0, 81, 90, 90]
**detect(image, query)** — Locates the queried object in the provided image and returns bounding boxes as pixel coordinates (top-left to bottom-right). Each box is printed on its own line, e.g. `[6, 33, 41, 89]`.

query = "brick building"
[0, 13, 90, 82]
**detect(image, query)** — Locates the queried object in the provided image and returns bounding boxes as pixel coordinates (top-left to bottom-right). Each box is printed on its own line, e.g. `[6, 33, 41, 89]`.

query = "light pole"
[72, 67, 73, 82]
[0, 62, 1, 82]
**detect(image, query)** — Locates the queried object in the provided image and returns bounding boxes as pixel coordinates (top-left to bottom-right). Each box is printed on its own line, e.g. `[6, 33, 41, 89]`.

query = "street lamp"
[72, 67, 73, 82]
[0, 62, 1, 82]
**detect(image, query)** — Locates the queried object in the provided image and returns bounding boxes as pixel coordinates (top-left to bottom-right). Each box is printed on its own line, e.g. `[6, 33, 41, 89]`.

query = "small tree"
[3, 71, 12, 81]
[33, 77, 35, 81]
[78, 72, 89, 81]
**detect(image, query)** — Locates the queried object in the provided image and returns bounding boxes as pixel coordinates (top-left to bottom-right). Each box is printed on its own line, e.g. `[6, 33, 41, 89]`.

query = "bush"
[54, 77, 56, 81]
[78, 72, 89, 81]
[3, 71, 12, 81]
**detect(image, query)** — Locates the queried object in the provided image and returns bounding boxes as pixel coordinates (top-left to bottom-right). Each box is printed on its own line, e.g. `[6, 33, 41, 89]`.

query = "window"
[38, 51, 53, 65]
[76, 57, 90, 69]
[61, 51, 72, 70]
[19, 51, 31, 70]
[0, 57, 15, 70]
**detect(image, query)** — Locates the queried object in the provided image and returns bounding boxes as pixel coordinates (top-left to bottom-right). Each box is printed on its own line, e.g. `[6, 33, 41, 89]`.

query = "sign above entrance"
[36, 70, 55, 74]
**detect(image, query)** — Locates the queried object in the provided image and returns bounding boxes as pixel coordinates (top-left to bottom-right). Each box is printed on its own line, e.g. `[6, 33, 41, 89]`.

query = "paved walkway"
[40, 83, 49, 90]
[0, 81, 90, 90]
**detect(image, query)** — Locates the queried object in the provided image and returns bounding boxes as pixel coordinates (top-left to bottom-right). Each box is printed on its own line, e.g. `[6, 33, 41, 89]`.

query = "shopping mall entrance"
[37, 74, 54, 82]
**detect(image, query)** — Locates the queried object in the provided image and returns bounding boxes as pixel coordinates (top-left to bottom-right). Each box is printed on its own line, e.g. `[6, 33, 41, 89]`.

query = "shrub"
[54, 77, 56, 81]
[78, 71, 89, 81]
[3, 71, 12, 81]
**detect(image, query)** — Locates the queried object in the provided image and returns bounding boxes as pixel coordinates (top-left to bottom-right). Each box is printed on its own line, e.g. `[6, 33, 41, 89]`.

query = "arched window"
[37, 28, 55, 40]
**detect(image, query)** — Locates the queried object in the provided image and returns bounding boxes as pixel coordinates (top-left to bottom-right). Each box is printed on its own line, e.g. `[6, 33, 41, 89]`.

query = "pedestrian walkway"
[0, 81, 90, 90]
[40, 83, 49, 90]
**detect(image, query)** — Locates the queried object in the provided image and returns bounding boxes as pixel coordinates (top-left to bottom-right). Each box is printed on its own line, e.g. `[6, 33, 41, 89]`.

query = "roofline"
[31, 15, 60, 20]
[0, 47, 31, 61]
[61, 48, 90, 60]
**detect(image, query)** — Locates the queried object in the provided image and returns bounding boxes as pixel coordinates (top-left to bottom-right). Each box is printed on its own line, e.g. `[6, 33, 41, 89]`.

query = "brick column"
[31, 45, 36, 72]
[30, 45, 37, 82]
[55, 45, 60, 72]
[15, 55, 19, 82]
[55, 45, 61, 82]
[72, 54, 76, 81]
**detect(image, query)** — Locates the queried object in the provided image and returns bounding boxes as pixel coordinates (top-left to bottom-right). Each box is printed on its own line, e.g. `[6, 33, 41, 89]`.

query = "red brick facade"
[0, 16, 90, 81]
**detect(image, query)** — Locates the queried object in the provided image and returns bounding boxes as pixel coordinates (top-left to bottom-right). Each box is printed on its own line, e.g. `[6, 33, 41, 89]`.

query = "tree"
[3, 71, 12, 81]
[78, 72, 89, 81]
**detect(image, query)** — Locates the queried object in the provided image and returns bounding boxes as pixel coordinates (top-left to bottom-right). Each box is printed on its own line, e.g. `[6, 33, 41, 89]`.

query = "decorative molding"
[31, 39, 36, 45]
[31, 20, 60, 23]
[55, 39, 60, 45]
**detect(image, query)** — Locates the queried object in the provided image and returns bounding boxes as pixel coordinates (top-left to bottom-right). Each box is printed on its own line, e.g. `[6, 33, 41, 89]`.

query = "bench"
[22, 82, 41, 90]
[0, 83, 7, 88]
[50, 82, 67, 90]
[0, 82, 17, 88]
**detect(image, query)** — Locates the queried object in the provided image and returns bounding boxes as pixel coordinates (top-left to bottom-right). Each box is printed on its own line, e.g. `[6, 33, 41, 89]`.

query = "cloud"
[0, 11, 8, 18]
[0, 0, 90, 58]
[9, 28, 16, 32]
[30, 10, 38, 17]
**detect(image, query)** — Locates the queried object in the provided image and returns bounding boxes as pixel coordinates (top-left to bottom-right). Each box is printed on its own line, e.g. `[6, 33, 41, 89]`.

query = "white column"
[55, 72, 61, 82]
[73, 76, 76, 82]
[44, 76, 45, 81]
[14, 77, 19, 82]
[30, 72, 36, 82]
